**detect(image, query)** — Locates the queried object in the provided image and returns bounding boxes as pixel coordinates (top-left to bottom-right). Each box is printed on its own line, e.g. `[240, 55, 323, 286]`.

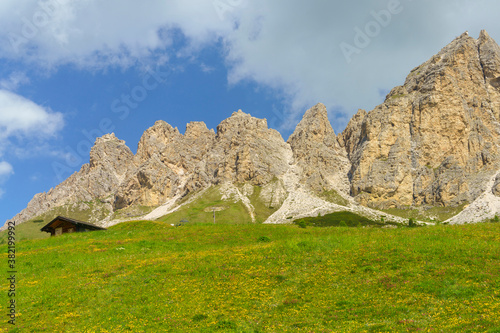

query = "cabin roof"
[40, 216, 107, 233]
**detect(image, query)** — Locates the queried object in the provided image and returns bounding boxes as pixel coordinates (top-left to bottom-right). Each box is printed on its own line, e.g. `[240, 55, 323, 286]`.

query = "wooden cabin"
[41, 216, 107, 236]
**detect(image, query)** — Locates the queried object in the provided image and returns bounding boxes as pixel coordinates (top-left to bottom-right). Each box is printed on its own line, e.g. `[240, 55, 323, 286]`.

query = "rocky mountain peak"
[210, 109, 289, 185]
[347, 30, 500, 209]
[288, 103, 350, 194]
[185, 121, 214, 139]
[338, 109, 367, 158]
[136, 120, 182, 162]
[479, 29, 490, 40]
[289, 103, 336, 142]
[232, 109, 245, 116]
[403, 31, 481, 96]
[9, 30, 500, 227]
[216, 109, 271, 138]
[89, 133, 134, 173]
[150, 120, 181, 138]
[478, 29, 500, 132]
[478, 29, 500, 82]
[95, 132, 119, 143]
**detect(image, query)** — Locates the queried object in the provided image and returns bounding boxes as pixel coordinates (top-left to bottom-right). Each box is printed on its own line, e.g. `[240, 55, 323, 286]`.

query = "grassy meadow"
[0, 220, 49, 244]
[2, 220, 500, 332]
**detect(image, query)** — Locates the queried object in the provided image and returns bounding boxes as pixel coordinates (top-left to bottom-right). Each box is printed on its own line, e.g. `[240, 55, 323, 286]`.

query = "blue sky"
[2, 0, 500, 225]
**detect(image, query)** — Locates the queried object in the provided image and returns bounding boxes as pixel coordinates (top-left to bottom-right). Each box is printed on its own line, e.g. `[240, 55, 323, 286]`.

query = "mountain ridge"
[7, 30, 500, 227]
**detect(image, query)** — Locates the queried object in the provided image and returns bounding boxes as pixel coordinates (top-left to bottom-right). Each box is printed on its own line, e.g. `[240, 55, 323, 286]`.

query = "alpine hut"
[41, 216, 107, 236]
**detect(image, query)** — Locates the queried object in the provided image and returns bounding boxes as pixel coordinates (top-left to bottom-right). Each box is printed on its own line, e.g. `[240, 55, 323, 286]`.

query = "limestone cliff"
[211, 110, 290, 185]
[345, 30, 500, 209]
[287, 103, 351, 195]
[114, 110, 291, 210]
[115, 120, 215, 209]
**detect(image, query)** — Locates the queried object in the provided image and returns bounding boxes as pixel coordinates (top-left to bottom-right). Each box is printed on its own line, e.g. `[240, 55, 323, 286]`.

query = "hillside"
[2, 221, 499, 332]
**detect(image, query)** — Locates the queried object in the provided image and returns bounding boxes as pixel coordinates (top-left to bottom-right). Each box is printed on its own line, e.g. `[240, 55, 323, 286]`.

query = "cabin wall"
[51, 221, 88, 236]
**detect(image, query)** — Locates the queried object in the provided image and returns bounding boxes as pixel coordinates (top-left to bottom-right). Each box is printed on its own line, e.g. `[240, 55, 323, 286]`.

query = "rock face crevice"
[8, 30, 500, 226]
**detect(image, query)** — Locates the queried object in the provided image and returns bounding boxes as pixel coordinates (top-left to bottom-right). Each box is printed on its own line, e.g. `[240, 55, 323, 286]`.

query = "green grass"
[158, 185, 279, 225]
[2, 221, 500, 332]
[0, 199, 114, 244]
[389, 93, 407, 99]
[248, 186, 279, 223]
[112, 205, 154, 220]
[19, 199, 113, 228]
[318, 189, 349, 206]
[382, 207, 420, 220]
[294, 211, 397, 228]
[0, 220, 49, 244]
[382, 203, 467, 223]
[158, 186, 253, 225]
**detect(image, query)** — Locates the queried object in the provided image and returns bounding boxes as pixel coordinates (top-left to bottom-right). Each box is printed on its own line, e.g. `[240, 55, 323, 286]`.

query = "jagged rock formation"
[115, 120, 215, 209]
[115, 110, 291, 210]
[287, 103, 351, 195]
[9, 110, 300, 225]
[337, 109, 367, 159]
[211, 110, 291, 185]
[7, 30, 500, 227]
[9, 134, 135, 224]
[345, 30, 500, 209]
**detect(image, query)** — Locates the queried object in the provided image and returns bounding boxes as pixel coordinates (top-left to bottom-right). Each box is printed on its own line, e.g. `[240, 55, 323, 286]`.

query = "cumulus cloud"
[0, 89, 63, 196]
[0, 89, 64, 141]
[0, 161, 13, 177]
[222, 0, 500, 130]
[0, 0, 237, 68]
[1, 0, 500, 130]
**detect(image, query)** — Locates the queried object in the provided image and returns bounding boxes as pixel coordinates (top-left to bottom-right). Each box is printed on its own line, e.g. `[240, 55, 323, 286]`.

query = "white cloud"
[0, 88, 63, 198]
[0, 72, 30, 91]
[221, 0, 500, 130]
[0, 89, 64, 140]
[1, 0, 500, 131]
[0, 0, 237, 68]
[200, 63, 215, 73]
[0, 161, 13, 198]
[0, 88, 64, 183]
[0, 161, 13, 177]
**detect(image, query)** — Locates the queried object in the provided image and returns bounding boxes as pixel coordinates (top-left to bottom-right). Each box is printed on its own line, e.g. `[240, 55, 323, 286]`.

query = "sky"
[1, 0, 500, 225]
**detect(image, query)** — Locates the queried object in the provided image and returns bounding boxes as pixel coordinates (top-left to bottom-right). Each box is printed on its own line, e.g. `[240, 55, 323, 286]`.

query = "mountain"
[345, 30, 500, 210]
[7, 30, 500, 228]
